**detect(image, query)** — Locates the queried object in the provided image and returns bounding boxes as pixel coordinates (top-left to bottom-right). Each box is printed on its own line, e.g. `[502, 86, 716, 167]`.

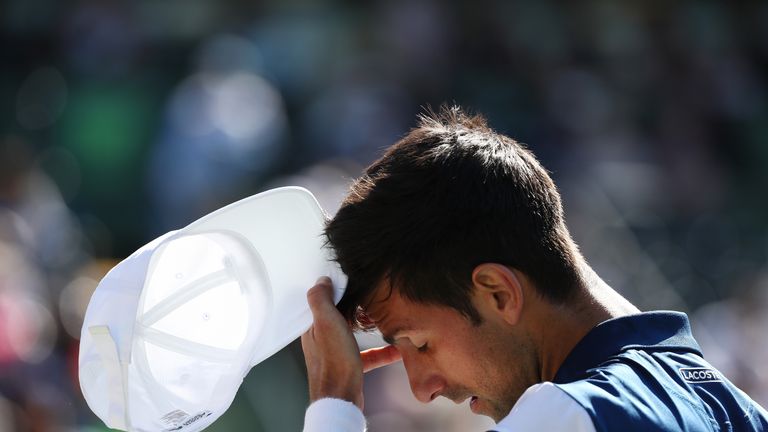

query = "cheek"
[434, 338, 494, 380]
[445, 330, 511, 383]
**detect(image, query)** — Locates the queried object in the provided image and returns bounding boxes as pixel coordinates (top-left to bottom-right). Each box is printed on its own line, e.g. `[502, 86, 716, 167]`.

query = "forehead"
[362, 280, 465, 339]
[363, 282, 415, 327]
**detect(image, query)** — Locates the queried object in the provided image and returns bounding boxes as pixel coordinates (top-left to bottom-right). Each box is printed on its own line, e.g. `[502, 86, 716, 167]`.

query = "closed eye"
[417, 343, 429, 353]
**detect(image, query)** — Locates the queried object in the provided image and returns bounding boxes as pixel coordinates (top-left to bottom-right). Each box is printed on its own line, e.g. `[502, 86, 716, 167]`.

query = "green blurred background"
[2, 1, 768, 431]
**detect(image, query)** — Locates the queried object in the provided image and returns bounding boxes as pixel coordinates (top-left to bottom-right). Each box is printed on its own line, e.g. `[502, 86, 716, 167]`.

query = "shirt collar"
[553, 311, 702, 384]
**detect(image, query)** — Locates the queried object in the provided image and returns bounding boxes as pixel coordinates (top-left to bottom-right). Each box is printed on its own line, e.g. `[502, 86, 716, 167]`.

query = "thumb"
[306, 276, 335, 316]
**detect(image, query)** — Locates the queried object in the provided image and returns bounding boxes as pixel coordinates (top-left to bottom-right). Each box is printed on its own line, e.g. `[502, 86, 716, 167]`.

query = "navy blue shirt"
[553, 311, 768, 431]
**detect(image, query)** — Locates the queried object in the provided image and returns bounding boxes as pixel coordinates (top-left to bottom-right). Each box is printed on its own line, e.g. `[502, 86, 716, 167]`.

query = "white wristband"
[303, 398, 366, 432]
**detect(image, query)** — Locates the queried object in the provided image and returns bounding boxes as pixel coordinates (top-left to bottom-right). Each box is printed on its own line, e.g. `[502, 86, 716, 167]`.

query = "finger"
[361, 345, 402, 373]
[300, 328, 312, 345]
[306, 277, 334, 315]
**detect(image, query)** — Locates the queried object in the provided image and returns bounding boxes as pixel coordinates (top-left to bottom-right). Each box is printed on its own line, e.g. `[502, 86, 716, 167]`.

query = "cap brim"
[179, 186, 346, 366]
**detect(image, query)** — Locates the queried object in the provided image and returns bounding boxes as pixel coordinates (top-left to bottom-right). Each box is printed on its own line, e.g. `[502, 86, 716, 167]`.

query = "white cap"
[78, 187, 346, 432]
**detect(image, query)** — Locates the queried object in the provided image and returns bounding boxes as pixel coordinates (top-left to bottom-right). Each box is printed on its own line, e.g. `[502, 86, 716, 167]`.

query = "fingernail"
[315, 276, 331, 285]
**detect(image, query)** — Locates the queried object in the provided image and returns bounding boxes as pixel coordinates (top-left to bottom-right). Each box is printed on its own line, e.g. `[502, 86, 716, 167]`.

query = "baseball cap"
[78, 186, 346, 432]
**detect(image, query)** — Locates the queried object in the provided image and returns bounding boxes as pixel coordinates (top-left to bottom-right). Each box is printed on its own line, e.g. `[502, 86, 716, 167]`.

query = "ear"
[471, 263, 524, 326]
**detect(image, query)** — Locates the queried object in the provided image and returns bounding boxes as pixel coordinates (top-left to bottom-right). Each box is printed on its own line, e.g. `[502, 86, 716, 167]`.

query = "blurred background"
[2, 0, 768, 430]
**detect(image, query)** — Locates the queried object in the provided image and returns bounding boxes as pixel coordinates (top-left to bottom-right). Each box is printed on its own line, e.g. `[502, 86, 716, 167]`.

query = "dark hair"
[326, 106, 582, 330]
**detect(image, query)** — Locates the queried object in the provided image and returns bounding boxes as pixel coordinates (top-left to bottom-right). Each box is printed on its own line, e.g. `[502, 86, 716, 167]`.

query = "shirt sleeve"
[302, 398, 367, 432]
[490, 382, 595, 432]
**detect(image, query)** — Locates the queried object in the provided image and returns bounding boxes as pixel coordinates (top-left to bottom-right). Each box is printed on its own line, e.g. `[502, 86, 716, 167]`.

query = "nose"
[402, 355, 446, 403]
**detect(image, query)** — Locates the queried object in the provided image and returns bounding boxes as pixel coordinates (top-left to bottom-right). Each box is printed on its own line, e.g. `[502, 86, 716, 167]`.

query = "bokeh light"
[1, 1, 767, 431]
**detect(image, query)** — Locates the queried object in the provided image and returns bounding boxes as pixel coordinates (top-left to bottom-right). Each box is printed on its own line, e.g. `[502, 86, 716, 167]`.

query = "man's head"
[327, 106, 582, 327]
[325, 106, 585, 419]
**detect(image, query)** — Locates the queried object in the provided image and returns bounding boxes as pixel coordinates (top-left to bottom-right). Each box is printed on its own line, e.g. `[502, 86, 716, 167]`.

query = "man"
[300, 106, 768, 431]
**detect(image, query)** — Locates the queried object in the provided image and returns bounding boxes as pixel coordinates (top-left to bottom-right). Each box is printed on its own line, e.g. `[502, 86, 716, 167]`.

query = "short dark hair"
[326, 106, 582, 330]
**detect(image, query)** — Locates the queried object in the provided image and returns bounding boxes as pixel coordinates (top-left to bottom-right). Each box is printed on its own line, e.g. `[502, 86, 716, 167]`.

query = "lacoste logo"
[162, 410, 213, 431]
[181, 411, 212, 426]
[679, 367, 723, 383]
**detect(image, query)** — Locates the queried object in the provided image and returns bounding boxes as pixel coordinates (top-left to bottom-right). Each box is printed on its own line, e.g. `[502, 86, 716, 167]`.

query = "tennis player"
[300, 107, 768, 431]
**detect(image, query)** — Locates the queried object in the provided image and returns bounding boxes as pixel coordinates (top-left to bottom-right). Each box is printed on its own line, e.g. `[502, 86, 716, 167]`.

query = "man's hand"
[361, 345, 401, 373]
[301, 277, 401, 410]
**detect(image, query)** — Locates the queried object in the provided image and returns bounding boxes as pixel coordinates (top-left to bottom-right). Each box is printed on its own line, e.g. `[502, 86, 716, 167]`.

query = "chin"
[470, 397, 509, 422]
[489, 410, 507, 423]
